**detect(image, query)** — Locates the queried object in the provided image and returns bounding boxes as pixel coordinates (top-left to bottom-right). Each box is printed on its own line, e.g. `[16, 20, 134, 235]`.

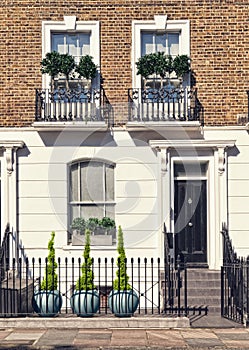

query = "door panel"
[174, 180, 207, 266]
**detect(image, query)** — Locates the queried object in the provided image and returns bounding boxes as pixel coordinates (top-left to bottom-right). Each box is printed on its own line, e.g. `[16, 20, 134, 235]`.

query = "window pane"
[52, 34, 65, 53]
[104, 204, 115, 219]
[155, 33, 166, 53]
[79, 33, 91, 56]
[105, 165, 114, 201]
[141, 32, 154, 55]
[80, 162, 104, 201]
[67, 34, 78, 57]
[70, 163, 78, 202]
[80, 204, 104, 219]
[168, 33, 179, 56]
[71, 204, 80, 220]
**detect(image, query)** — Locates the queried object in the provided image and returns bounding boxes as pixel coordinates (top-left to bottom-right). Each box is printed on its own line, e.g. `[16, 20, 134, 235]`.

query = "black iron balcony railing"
[35, 87, 113, 125]
[128, 87, 200, 122]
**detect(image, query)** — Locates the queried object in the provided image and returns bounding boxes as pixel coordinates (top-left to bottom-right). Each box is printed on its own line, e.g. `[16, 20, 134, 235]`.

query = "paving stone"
[185, 337, 224, 347]
[111, 329, 147, 347]
[180, 329, 218, 339]
[76, 332, 111, 340]
[221, 340, 249, 348]
[216, 332, 249, 340]
[74, 339, 111, 347]
[5, 331, 44, 340]
[35, 329, 78, 346]
[147, 330, 186, 347]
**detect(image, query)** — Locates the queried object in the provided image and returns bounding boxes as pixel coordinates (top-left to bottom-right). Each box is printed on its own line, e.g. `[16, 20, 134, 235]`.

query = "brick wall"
[1, 0, 249, 126]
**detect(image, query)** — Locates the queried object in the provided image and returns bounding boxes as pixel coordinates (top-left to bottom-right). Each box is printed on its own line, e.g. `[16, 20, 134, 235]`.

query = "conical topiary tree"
[113, 226, 131, 290]
[76, 229, 95, 290]
[40, 231, 58, 291]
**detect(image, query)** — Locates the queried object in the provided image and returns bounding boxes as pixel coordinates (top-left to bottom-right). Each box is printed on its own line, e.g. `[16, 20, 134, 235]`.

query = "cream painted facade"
[1, 125, 248, 269]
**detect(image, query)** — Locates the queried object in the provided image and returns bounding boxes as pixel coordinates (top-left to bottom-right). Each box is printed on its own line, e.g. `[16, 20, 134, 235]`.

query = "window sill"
[32, 121, 108, 131]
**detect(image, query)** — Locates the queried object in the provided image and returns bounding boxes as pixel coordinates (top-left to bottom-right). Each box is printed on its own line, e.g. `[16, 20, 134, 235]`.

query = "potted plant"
[100, 217, 116, 236]
[135, 52, 155, 87]
[32, 231, 62, 317]
[136, 52, 190, 88]
[173, 54, 191, 82]
[75, 54, 98, 88]
[41, 51, 62, 91]
[70, 229, 100, 317]
[60, 53, 75, 90]
[108, 226, 139, 317]
[154, 52, 174, 88]
[71, 217, 86, 234]
[41, 51, 75, 91]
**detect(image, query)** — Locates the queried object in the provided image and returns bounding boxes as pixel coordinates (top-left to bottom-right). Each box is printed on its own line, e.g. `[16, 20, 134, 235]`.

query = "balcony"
[128, 86, 201, 126]
[34, 87, 113, 129]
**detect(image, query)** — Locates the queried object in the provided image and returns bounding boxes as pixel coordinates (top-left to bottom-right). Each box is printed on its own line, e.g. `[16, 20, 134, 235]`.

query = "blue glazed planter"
[108, 290, 139, 317]
[70, 290, 100, 317]
[32, 290, 62, 317]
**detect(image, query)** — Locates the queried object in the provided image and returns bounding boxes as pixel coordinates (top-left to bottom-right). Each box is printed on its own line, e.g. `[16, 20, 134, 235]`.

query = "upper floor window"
[42, 17, 100, 90]
[132, 17, 190, 89]
[52, 32, 91, 65]
[141, 32, 179, 57]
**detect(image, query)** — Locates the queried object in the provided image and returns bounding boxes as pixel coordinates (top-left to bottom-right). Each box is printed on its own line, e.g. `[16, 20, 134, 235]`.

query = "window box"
[72, 230, 113, 246]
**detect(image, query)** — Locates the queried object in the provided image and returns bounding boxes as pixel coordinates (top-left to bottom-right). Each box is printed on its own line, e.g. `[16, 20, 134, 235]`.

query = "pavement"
[0, 325, 249, 349]
[0, 315, 247, 349]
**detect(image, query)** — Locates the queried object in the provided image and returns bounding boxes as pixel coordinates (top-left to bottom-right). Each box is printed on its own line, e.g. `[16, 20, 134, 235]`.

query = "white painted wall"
[0, 126, 249, 264]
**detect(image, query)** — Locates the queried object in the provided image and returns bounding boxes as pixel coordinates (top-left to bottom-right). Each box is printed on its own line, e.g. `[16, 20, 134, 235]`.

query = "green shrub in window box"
[71, 217, 116, 246]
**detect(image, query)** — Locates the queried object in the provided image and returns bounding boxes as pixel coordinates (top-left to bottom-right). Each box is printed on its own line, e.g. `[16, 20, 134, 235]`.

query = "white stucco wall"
[0, 125, 249, 263]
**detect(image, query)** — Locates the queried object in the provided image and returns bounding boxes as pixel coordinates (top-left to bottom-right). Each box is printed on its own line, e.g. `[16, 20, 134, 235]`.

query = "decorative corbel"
[161, 149, 168, 174]
[217, 146, 225, 175]
[1, 141, 25, 176]
[5, 147, 13, 175]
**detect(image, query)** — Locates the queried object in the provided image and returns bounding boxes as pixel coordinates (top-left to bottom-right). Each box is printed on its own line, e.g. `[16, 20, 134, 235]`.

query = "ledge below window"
[126, 120, 202, 133]
[32, 121, 108, 132]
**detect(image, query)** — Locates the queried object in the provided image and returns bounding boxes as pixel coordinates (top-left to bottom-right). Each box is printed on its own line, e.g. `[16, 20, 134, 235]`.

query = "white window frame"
[132, 17, 190, 89]
[42, 17, 100, 89]
[69, 159, 116, 221]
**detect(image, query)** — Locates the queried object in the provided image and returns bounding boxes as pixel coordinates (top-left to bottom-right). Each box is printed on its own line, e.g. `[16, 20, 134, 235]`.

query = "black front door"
[174, 180, 207, 266]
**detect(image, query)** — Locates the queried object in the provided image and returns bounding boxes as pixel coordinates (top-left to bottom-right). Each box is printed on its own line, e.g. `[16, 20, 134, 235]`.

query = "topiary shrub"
[41, 51, 62, 91]
[40, 231, 58, 291]
[173, 54, 191, 79]
[113, 226, 131, 290]
[75, 55, 98, 82]
[60, 53, 75, 89]
[76, 229, 95, 290]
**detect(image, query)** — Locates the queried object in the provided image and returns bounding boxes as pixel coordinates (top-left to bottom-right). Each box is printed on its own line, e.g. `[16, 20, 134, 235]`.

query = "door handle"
[188, 222, 193, 227]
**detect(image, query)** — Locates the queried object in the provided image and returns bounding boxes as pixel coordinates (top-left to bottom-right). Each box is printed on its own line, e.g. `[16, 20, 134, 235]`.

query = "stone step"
[183, 280, 220, 288]
[181, 296, 221, 306]
[185, 271, 220, 280]
[180, 288, 220, 297]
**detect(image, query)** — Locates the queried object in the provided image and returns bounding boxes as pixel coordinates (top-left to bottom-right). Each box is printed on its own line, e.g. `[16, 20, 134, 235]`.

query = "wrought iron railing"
[35, 87, 113, 124]
[0, 256, 208, 317]
[221, 223, 249, 326]
[128, 87, 200, 122]
[0, 224, 11, 282]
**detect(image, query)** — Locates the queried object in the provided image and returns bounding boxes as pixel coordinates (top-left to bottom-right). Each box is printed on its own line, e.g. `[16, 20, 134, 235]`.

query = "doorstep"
[0, 316, 190, 329]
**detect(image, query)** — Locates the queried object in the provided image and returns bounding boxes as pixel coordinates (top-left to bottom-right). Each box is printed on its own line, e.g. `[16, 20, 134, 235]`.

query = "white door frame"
[150, 139, 235, 270]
